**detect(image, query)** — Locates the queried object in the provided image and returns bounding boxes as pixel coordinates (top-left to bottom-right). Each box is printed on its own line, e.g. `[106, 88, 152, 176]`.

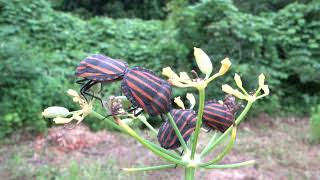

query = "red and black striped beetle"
[75, 54, 128, 102]
[203, 96, 239, 133]
[157, 109, 197, 149]
[121, 67, 172, 116]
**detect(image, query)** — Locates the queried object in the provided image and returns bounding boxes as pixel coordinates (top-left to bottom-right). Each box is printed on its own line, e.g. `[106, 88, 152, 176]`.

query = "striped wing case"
[75, 54, 128, 82]
[121, 67, 172, 116]
[203, 101, 234, 133]
[157, 109, 197, 149]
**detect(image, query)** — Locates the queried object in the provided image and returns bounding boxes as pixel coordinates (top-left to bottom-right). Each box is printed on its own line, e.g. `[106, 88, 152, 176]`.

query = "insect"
[157, 109, 197, 149]
[202, 96, 239, 133]
[121, 67, 172, 116]
[75, 54, 128, 103]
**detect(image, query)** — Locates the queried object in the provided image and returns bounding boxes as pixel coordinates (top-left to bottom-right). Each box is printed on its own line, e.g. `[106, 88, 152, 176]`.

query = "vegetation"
[0, 0, 319, 138]
[310, 105, 320, 142]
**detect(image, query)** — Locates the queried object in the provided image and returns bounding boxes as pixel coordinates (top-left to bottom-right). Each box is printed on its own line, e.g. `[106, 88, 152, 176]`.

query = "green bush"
[0, 0, 188, 137]
[170, 0, 320, 115]
[310, 105, 320, 143]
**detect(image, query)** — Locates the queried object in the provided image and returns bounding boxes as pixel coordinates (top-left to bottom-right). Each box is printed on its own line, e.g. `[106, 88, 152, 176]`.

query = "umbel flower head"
[222, 73, 270, 102]
[42, 89, 93, 124]
[162, 48, 231, 90]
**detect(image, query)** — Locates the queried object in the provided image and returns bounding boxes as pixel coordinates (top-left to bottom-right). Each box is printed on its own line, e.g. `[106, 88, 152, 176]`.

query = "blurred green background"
[0, 0, 319, 138]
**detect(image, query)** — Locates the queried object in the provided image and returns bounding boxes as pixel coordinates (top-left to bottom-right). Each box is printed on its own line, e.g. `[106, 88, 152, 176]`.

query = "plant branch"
[200, 125, 237, 167]
[191, 88, 205, 159]
[203, 160, 255, 169]
[166, 112, 189, 151]
[123, 164, 176, 172]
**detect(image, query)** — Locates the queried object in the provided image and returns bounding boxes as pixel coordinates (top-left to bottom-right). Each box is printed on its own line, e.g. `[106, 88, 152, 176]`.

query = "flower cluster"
[222, 73, 270, 102]
[162, 47, 231, 89]
[42, 89, 92, 124]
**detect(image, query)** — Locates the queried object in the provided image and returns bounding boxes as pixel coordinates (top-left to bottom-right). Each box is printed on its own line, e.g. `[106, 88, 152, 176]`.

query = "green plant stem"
[138, 116, 158, 135]
[147, 141, 181, 159]
[166, 112, 189, 151]
[185, 167, 195, 180]
[90, 111, 121, 131]
[191, 88, 205, 159]
[203, 160, 255, 169]
[123, 164, 176, 172]
[116, 118, 186, 166]
[90, 111, 183, 164]
[200, 132, 218, 157]
[199, 125, 237, 167]
[200, 101, 253, 157]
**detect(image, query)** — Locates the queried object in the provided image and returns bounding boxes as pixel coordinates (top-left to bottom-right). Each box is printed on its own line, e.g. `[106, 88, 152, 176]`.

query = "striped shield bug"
[202, 96, 239, 133]
[157, 109, 197, 149]
[75, 54, 129, 103]
[121, 67, 172, 116]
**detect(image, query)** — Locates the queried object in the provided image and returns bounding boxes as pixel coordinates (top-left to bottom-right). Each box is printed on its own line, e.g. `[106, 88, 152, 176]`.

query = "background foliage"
[0, 0, 319, 137]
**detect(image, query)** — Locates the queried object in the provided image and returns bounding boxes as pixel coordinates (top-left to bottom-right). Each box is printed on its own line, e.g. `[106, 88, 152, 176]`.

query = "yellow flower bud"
[234, 73, 243, 88]
[222, 84, 235, 95]
[67, 89, 79, 97]
[233, 89, 246, 100]
[258, 73, 265, 87]
[42, 106, 70, 118]
[261, 85, 269, 95]
[193, 47, 213, 79]
[169, 79, 187, 87]
[218, 58, 231, 75]
[174, 96, 185, 109]
[162, 67, 180, 79]
[186, 93, 196, 109]
[53, 117, 72, 124]
[179, 72, 191, 82]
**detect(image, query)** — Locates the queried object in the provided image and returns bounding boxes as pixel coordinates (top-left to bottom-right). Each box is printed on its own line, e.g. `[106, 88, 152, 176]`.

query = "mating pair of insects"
[75, 54, 238, 150]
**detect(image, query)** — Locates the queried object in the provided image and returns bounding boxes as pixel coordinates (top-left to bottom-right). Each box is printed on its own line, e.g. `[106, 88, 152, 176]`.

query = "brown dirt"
[1, 116, 320, 180]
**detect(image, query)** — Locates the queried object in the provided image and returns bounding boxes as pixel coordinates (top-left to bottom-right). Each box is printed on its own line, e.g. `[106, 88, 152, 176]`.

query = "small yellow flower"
[174, 96, 185, 109]
[186, 93, 196, 109]
[43, 89, 92, 124]
[53, 117, 73, 124]
[162, 67, 180, 79]
[258, 73, 265, 87]
[222, 84, 235, 95]
[218, 58, 231, 76]
[222, 84, 246, 100]
[67, 89, 79, 97]
[194, 47, 213, 79]
[234, 73, 242, 88]
[179, 72, 192, 83]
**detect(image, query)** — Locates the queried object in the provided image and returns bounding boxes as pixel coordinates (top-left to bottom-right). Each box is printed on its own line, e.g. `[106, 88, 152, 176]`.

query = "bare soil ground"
[0, 115, 319, 180]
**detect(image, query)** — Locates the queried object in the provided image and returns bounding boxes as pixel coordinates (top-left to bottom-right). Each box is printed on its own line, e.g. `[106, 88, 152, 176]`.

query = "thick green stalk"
[90, 111, 122, 131]
[185, 167, 195, 180]
[201, 101, 253, 157]
[199, 126, 237, 167]
[203, 160, 255, 169]
[166, 112, 189, 151]
[123, 164, 176, 172]
[191, 88, 205, 159]
[117, 119, 186, 166]
[91, 111, 184, 165]
[147, 141, 181, 159]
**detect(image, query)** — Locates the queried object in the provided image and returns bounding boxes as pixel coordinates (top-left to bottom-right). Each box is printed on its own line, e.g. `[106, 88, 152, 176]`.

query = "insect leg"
[76, 78, 89, 85]
[81, 80, 103, 105]
[133, 108, 144, 117]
